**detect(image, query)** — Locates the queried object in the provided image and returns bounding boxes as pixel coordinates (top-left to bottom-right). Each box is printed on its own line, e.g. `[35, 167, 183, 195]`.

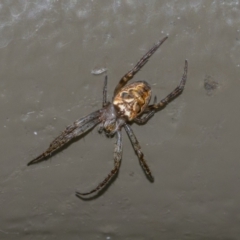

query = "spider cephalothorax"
[28, 36, 188, 197]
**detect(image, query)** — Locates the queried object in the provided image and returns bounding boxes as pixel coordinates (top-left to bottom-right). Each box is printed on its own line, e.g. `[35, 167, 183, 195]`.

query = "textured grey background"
[0, 1, 240, 239]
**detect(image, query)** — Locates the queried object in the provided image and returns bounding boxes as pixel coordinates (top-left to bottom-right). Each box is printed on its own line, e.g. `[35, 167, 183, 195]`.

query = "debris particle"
[204, 75, 219, 95]
[91, 67, 107, 75]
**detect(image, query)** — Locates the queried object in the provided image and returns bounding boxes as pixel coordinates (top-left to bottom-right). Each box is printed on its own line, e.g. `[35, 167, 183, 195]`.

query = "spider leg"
[27, 109, 102, 166]
[134, 96, 157, 124]
[124, 124, 154, 181]
[134, 111, 155, 124]
[76, 131, 122, 196]
[99, 76, 108, 133]
[103, 75, 108, 107]
[113, 36, 168, 97]
[98, 122, 104, 134]
[145, 60, 188, 112]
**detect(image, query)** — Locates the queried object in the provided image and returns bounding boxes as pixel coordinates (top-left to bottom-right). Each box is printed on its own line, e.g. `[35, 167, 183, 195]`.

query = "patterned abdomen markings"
[113, 81, 152, 121]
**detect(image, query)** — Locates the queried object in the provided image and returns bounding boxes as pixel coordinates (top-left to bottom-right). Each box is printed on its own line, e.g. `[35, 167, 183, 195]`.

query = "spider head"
[101, 104, 125, 136]
[104, 120, 117, 135]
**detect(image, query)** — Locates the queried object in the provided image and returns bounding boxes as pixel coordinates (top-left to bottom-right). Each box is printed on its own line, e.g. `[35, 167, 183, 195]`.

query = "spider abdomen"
[113, 81, 151, 121]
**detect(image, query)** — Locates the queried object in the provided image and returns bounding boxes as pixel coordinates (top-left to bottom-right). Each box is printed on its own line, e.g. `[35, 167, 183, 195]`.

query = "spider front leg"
[146, 60, 188, 112]
[103, 75, 108, 107]
[113, 36, 168, 97]
[76, 130, 123, 196]
[124, 124, 154, 181]
[27, 109, 102, 166]
[98, 76, 108, 134]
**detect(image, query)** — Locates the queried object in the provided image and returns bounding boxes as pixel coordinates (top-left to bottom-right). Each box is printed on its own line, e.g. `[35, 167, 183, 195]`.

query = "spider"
[27, 36, 188, 196]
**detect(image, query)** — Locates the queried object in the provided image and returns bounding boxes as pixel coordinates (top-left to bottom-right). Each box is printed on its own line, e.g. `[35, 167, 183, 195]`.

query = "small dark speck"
[204, 75, 219, 96]
[129, 171, 134, 177]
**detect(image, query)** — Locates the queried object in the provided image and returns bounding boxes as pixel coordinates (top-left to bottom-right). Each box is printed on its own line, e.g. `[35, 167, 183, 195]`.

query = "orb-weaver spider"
[28, 36, 188, 196]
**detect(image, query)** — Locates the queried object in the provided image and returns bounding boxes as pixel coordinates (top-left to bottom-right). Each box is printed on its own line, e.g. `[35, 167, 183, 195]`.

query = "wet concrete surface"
[0, 1, 240, 239]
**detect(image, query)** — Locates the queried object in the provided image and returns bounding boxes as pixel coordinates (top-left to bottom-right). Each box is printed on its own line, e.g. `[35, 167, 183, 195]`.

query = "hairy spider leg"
[76, 131, 123, 196]
[103, 75, 108, 107]
[124, 124, 154, 181]
[98, 76, 110, 134]
[113, 36, 168, 97]
[145, 60, 188, 112]
[134, 96, 157, 124]
[27, 110, 102, 166]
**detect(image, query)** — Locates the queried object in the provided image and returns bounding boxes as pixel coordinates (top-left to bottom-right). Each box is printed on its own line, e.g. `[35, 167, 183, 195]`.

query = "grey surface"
[0, 1, 240, 239]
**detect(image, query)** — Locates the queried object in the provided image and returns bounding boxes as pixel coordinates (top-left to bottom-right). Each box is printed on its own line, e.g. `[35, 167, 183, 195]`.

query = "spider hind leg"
[134, 95, 157, 124]
[124, 124, 154, 181]
[146, 60, 188, 112]
[76, 131, 123, 196]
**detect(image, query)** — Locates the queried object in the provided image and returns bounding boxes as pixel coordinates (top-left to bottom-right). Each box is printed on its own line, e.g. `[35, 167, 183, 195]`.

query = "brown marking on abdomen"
[113, 81, 152, 121]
